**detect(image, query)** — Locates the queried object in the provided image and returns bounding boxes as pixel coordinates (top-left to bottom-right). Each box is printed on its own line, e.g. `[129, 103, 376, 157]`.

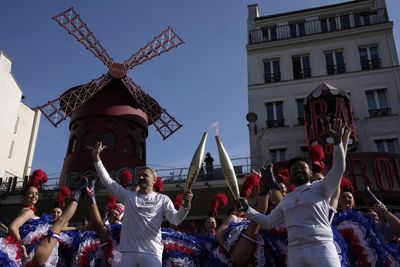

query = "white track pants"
[287, 242, 340, 267]
[115, 251, 162, 267]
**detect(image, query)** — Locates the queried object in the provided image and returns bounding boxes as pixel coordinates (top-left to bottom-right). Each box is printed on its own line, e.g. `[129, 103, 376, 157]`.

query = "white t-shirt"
[95, 161, 190, 256]
[246, 144, 345, 249]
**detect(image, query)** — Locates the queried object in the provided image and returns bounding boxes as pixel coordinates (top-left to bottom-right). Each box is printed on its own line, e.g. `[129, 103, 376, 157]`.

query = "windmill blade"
[39, 75, 111, 127]
[123, 26, 184, 70]
[52, 7, 114, 67]
[122, 77, 182, 139]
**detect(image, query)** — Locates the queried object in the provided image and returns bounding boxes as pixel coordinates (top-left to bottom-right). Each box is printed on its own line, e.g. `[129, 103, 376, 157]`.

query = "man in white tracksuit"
[240, 119, 348, 267]
[92, 141, 193, 267]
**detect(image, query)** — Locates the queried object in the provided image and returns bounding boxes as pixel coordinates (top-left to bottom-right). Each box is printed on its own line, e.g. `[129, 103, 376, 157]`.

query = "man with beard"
[92, 141, 193, 267]
[238, 118, 349, 267]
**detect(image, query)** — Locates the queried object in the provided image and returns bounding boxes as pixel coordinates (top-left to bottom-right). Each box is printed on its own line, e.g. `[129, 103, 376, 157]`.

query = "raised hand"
[342, 126, 352, 153]
[259, 164, 279, 195]
[329, 118, 346, 145]
[92, 141, 107, 162]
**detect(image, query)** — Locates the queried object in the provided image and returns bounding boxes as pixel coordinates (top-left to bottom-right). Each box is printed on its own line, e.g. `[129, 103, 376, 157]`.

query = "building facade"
[246, 0, 400, 168]
[0, 51, 41, 182]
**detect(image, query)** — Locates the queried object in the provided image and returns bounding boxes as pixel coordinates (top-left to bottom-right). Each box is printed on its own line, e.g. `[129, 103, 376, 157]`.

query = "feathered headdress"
[240, 171, 260, 198]
[340, 176, 354, 192]
[208, 192, 228, 218]
[106, 195, 125, 217]
[153, 176, 163, 193]
[57, 186, 71, 208]
[28, 169, 48, 190]
[310, 144, 326, 174]
[120, 170, 133, 188]
[276, 168, 289, 184]
[173, 193, 183, 210]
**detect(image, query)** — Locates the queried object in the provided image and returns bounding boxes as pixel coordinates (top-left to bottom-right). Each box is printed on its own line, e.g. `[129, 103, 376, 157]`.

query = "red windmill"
[38, 7, 184, 185]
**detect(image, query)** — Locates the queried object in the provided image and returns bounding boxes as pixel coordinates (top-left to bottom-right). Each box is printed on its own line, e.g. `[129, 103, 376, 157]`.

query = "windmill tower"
[39, 8, 183, 186]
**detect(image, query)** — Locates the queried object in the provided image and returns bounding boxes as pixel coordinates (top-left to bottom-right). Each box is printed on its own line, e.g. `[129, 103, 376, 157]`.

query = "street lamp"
[246, 112, 258, 134]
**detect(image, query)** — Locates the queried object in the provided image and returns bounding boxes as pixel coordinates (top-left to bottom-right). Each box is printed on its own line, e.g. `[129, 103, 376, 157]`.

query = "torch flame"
[210, 122, 220, 136]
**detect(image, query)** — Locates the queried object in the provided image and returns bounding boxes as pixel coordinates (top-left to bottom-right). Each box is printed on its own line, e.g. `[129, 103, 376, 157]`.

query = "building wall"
[0, 51, 41, 180]
[247, 0, 400, 168]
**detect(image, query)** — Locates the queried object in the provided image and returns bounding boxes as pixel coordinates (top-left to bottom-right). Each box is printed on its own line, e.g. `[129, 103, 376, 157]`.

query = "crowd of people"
[0, 119, 399, 266]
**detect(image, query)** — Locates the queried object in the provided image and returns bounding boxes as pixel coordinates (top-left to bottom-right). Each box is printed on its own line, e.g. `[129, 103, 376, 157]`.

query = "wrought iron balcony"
[294, 68, 311, 79]
[361, 59, 382, 70]
[249, 8, 388, 45]
[368, 108, 391, 117]
[266, 119, 285, 128]
[326, 64, 346, 75]
[264, 72, 281, 83]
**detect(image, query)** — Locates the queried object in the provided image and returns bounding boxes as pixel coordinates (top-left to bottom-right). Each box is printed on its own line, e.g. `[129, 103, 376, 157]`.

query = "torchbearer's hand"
[182, 190, 193, 208]
[92, 141, 106, 162]
[329, 118, 346, 145]
[342, 126, 351, 153]
[235, 197, 249, 213]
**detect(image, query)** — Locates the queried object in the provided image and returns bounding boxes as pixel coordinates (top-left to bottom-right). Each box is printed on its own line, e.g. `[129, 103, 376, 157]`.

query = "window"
[325, 51, 345, 75]
[103, 131, 116, 151]
[320, 17, 337, 33]
[264, 60, 281, 83]
[123, 135, 135, 155]
[265, 101, 284, 127]
[374, 139, 397, 152]
[262, 26, 277, 41]
[340, 15, 351, 29]
[270, 148, 287, 163]
[359, 45, 381, 70]
[83, 131, 95, 150]
[292, 55, 311, 79]
[365, 89, 390, 117]
[289, 22, 305, 37]
[67, 135, 76, 155]
[300, 146, 309, 158]
[296, 98, 305, 124]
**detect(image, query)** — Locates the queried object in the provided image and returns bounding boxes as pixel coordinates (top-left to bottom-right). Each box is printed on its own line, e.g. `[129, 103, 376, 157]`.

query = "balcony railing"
[266, 119, 285, 128]
[361, 59, 382, 71]
[326, 64, 346, 75]
[0, 156, 258, 198]
[368, 108, 391, 117]
[264, 72, 281, 83]
[294, 68, 311, 79]
[249, 8, 388, 45]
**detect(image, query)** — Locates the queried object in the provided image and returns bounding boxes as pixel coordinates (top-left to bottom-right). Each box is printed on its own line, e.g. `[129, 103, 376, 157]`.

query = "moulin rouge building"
[246, 0, 400, 206]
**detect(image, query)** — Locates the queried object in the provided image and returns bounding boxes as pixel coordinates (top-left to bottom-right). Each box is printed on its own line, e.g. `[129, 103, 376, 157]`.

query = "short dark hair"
[287, 156, 311, 173]
[138, 166, 157, 180]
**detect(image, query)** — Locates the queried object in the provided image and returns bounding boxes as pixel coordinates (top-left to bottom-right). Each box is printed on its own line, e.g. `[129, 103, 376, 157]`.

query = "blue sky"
[1, 0, 399, 178]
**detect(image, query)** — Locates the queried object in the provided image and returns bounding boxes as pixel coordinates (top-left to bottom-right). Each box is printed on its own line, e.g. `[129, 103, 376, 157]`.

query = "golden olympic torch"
[184, 132, 208, 195]
[215, 135, 240, 201]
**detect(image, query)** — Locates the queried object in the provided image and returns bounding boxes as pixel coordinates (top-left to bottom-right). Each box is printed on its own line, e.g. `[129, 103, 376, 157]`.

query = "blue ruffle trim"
[0, 250, 18, 267]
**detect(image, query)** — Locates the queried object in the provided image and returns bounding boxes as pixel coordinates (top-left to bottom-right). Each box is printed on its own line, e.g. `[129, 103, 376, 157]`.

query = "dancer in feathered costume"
[211, 169, 275, 267]
[71, 178, 127, 267]
[193, 193, 228, 266]
[4, 169, 53, 266]
[2, 171, 86, 266]
[333, 189, 400, 266]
